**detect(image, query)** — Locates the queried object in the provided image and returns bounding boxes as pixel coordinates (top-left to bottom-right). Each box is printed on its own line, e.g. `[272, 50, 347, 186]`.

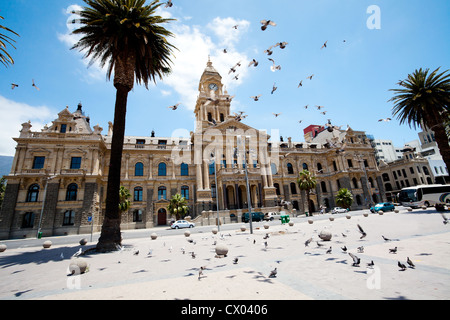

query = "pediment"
[57, 107, 74, 121]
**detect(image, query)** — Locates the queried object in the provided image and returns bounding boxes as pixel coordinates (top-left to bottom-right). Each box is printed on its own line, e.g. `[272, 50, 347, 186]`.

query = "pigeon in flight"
[298, 81, 303, 88]
[164, 0, 173, 8]
[268, 267, 277, 278]
[228, 61, 241, 74]
[268, 58, 281, 72]
[11, 83, 19, 90]
[378, 118, 392, 122]
[398, 261, 407, 271]
[321, 41, 328, 49]
[248, 59, 259, 67]
[251, 94, 262, 101]
[357, 224, 367, 239]
[307, 74, 314, 80]
[32, 79, 40, 91]
[264, 46, 274, 56]
[273, 113, 282, 118]
[261, 19, 277, 31]
[232, 25, 239, 30]
[271, 83, 277, 94]
[348, 252, 361, 267]
[168, 103, 180, 110]
[274, 42, 288, 49]
[407, 257, 415, 268]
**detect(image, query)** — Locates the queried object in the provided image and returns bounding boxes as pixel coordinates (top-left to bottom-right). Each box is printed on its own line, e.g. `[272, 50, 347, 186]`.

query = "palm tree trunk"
[430, 121, 450, 178]
[96, 84, 130, 252]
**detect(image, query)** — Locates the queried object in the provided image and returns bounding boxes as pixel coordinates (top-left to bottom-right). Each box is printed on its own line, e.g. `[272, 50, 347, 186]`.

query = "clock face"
[209, 83, 218, 91]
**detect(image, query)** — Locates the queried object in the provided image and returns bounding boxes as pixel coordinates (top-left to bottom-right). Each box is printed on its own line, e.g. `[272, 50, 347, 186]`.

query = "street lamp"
[37, 175, 58, 239]
[210, 152, 221, 232]
[237, 135, 254, 234]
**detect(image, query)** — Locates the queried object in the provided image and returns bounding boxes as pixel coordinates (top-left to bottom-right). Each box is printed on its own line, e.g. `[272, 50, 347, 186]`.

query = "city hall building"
[0, 60, 386, 239]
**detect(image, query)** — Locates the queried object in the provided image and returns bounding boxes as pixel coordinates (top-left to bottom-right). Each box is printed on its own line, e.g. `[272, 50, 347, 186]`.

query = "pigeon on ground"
[133, 249, 139, 255]
[341, 246, 347, 252]
[269, 267, 277, 278]
[398, 261, 407, 271]
[367, 260, 375, 268]
[72, 248, 82, 258]
[304, 238, 313, 247]
[441, 213, 449, 225]
[198, 266, 205, 280]
[326, 247, 332, 254]
[233, 257, 239, 264]
[357, 246, 364, 253]
[389, 247, 398, 254]
[357, 224, 367, 239]
[348, 252, 360, 267]
[407, 257, 415, 268]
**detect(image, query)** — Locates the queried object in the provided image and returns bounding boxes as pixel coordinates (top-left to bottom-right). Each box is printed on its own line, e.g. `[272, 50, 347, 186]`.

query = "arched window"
[302, 163, 308, 170]
[317, 163, 323, 173]
[290, 182, 297, 194]
[181, 163, 189, 176]
[271, 163, 278, 175]
[135, 162, 144, 176]
[134, 187, 143, 202]
[158, 163, 167, 176]
[274, 183, 281, 196]
[181, 186, 190, 200]
[63, 210, 76, 226]
[321, 181, 327, 193]
[287, 163, 294, 175]
[66, 183, 78, 201]
[158, 186, 167, 200]
[26, 184, 40, 202]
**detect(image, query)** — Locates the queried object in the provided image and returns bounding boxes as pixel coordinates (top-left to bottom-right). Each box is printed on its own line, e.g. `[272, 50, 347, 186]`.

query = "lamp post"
[237, 135, 254, 234]
[210, 152, 221, 232]
[37, 175, 58, 239]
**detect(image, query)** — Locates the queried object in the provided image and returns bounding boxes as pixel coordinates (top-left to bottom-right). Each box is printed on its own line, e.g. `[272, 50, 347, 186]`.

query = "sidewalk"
[0, 209, 449, 300]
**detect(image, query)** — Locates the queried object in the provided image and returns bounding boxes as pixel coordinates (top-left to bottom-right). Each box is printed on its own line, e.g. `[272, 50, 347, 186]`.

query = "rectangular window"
[32, 156, 45, 169]
[70, 157, 82, 169]
[60, 124, 67, 133]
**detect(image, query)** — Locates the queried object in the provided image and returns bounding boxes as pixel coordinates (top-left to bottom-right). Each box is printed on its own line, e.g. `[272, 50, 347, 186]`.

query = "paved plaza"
[0, 208, 449, 301]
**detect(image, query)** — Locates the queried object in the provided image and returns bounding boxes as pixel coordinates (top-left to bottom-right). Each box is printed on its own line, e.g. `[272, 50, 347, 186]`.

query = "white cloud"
[0, 96, 54, 156]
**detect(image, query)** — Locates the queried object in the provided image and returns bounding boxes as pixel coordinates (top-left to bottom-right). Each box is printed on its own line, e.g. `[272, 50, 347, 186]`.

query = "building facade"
[0, 60, 386, 239]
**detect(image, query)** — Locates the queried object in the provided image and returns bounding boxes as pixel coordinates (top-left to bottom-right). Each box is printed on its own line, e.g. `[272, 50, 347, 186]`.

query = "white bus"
[398, 185, 450, 208]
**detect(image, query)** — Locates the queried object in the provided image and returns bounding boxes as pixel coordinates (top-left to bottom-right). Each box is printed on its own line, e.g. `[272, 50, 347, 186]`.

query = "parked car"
[170, 220, 195, 229]
[370, 202, 395, 213]
[264, 212, 282, 221]
[242, 212, 265, 223]
[331, 207, 348, 214]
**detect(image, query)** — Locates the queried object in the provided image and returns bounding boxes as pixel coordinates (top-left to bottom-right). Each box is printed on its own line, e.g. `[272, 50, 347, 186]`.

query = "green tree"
[297, 169, 317, 216]
[168, 194, 189, 220]
[335, 188, 353, 210]
[0, 15, 19, 67]
[72, 0, 176, 252]
[389, 67, 450, 172]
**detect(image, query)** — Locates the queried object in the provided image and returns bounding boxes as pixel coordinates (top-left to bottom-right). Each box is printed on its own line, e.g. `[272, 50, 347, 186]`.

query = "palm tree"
[297, 169, 317, 216]
[335, 188, 353, 210]
[0, 15, 19, 67]
[168, 194, 189, 220]
[72, 0, 176, 252]
[390, 67, 450, 172]
[118, 186, 131, 214]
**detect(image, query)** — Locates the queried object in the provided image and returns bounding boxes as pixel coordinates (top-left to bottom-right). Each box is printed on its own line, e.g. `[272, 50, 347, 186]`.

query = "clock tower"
[194, 58, 232, 129]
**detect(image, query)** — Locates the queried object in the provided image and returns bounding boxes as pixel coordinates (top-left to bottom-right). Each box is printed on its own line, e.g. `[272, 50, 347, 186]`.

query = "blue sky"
[0, 0, 449, 156]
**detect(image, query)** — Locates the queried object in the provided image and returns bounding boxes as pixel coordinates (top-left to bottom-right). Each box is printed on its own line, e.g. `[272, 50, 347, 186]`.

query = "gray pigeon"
[348, 252, 360, 267]
[269, 267, 277, 278]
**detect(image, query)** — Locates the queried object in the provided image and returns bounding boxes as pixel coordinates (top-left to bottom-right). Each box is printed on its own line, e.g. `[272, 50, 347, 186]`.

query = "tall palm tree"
[297, 169, 317, 216]
[390, 67, 450, 172]
[0, 15, 19, 67]
[72, 0, 176, 252]
[168, 193, 189, 220]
